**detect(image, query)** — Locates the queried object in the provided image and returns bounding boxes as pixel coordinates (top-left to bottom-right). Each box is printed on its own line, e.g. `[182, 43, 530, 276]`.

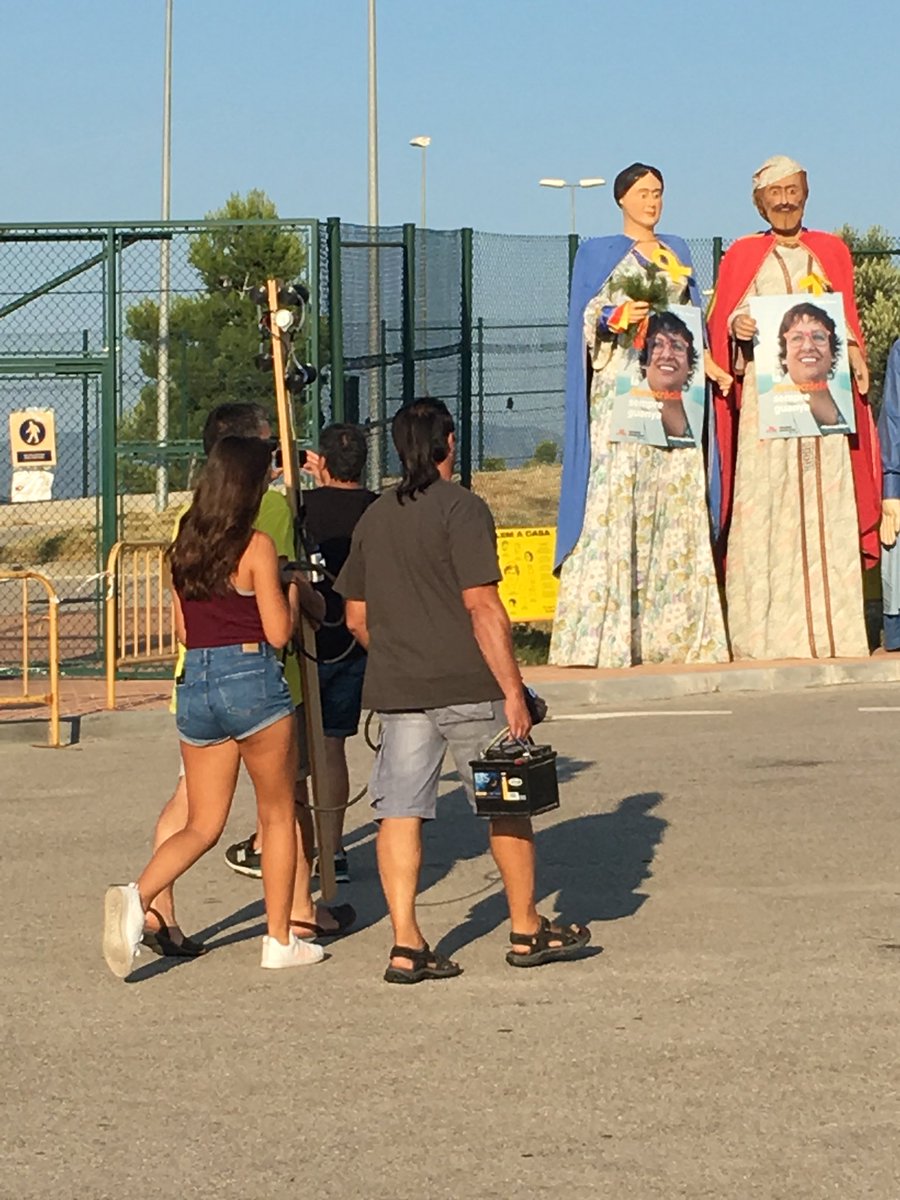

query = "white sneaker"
[103, 883, 145, 979]
[260, 932, 325, 969]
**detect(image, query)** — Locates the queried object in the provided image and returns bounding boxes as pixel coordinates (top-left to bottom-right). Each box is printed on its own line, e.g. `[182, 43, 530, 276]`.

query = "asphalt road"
[3, 684, 900, 1199]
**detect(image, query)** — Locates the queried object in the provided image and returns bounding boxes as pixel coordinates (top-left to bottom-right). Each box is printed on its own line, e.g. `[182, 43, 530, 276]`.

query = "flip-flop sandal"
[142, 909, 207, 959]
[383, 943, 463, 985]
[506, 915, 591, 968]
[291, 903, 357, 941]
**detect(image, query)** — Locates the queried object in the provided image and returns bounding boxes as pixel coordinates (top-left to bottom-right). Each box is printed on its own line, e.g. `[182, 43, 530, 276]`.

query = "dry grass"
[471, 463, 561, 528]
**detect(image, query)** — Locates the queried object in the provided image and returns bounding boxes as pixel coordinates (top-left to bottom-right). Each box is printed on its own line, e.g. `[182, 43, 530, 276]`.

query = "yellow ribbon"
[650, 245, 692, 285]
[799, 272, 829, 296]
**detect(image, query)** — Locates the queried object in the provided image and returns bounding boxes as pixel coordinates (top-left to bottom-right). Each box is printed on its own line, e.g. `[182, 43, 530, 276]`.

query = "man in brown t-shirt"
[335, 399, 589, 983]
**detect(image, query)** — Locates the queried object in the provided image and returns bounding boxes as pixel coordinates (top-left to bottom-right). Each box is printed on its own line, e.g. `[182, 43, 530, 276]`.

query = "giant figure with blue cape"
[550, 163, 729, 668]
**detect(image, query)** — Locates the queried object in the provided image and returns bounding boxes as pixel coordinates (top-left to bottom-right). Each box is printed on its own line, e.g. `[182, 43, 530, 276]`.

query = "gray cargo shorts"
[369, 699, 507, 821]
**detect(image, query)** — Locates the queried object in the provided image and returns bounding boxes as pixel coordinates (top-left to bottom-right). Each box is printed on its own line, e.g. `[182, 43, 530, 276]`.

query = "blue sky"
[1, 0, 896, 238]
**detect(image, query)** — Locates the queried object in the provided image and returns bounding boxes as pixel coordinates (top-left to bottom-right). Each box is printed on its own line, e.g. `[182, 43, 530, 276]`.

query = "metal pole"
[712, 235, 724, 286]
[379, 317, 388, 476]
[420, 145, 427, 232]
[155, 0, 173, 512]
[101, 229, 119, 570]
[459, 228, 473, 489]
[367, 0, 382, 486]
[569, 186, 576, 236]
[402, 223, 416, 405]
[326, 216, 345, 422]
[477, 316, 484, 470]
[81, 329, 90, 498]
[567, 232, 579, 295]
[368, 0, 378, 230]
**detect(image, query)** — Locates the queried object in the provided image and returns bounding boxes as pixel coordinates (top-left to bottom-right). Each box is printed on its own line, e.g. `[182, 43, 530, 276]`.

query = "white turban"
[752, 155, 805, 196]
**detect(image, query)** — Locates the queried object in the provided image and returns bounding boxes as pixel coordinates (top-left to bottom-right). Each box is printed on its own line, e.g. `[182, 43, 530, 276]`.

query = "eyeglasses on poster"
[609, 305, 706, 450]
[748, 293, 855, 439]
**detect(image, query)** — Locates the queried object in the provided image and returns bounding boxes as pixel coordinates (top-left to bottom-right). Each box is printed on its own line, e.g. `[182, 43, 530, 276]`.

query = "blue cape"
[554, 234, 718, 572]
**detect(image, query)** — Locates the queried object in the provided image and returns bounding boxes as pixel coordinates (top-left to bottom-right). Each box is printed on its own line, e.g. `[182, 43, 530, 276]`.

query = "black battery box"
[469, 740, 559, 819]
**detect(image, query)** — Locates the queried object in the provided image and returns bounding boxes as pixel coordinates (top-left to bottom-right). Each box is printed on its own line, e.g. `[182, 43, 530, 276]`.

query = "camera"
[270, 443, 307, 471]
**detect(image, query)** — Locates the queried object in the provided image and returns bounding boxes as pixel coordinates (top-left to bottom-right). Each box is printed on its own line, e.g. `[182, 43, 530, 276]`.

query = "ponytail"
[391, 399, 455, 503]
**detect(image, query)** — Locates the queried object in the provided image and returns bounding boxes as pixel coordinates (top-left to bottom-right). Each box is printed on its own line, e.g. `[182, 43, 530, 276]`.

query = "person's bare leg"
[377, 816, 425, 969]
[137, 742, 240, 913]
[238, 715, 297, 944]
[289, 778, 319, 928]
[144, 774, 188, 937]
[489, 816, 540, 946]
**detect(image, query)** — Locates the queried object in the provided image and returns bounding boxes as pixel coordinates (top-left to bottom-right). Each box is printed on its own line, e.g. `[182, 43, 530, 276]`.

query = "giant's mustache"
[772, 203, 801, 213]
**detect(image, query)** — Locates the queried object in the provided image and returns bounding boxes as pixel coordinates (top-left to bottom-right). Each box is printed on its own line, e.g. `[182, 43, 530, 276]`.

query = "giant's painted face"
[756, 171, 807, 236]
[619, 173, 663, 230]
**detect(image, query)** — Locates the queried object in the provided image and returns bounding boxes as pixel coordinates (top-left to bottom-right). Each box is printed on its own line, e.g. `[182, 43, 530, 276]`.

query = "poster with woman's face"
[609, 305, 705, 449]
[749, 293, 855, 439]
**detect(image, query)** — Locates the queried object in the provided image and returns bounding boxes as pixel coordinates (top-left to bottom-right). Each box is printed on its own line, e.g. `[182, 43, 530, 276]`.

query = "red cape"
[707, 230, 881, 567]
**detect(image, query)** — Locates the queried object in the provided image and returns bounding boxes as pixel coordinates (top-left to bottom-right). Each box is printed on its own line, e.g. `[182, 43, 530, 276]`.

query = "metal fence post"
[459, 227, 473, 488]
[326, 217, 345, 422]
[101, 228, 118, 566]
[712, 236, 723, 285]
[476, 316, 484, 471]
[568, 232, 579, 295]
[305, 219, 321, 440]
[402, 222, 416, 404]
[379, 317, 388, 474]
[81, 329, 90, 497]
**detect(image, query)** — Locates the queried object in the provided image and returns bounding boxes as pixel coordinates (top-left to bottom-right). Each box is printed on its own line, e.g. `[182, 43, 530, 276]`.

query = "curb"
[3, 660, 900, 745]
[523, 659, 900, 710]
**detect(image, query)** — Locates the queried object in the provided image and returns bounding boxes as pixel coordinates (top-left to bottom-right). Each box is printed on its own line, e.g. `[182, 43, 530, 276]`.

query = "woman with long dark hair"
[102, 436, 324, 977]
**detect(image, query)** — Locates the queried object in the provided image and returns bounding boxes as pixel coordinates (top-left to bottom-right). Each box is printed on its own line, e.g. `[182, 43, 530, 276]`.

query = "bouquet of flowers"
[607, 263, 671, 348]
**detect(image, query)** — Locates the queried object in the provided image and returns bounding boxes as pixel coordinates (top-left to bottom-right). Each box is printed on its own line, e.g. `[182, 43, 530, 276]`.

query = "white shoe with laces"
[261, 932, 325, 969]
[103, 883, 145, 979]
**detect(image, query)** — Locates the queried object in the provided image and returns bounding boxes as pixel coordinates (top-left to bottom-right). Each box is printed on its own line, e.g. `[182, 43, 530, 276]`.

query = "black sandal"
[141, 909, 207, 959]
[291, 903, 357, 941]
[506, 915, 590, 968]
[384, 943, 463, 985]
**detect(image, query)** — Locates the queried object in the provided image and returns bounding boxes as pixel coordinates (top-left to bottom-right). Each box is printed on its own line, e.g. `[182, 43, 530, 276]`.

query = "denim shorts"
[317, 655, 366, 738]
[369, 699, 506, 820]
[176, 643, 295, 747]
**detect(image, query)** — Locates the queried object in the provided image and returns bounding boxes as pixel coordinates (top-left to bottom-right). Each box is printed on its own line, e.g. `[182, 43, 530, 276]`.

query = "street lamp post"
[539, 177, 606, 234]
[409, 137, 431, 391]
[409, 135, 430, 230]
[155, 0, 174, 512]
[367, 0, 382, 486]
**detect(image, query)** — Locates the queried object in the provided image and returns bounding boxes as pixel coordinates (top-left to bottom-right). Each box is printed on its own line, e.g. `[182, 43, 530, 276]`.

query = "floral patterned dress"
[550, 249, 728, 667]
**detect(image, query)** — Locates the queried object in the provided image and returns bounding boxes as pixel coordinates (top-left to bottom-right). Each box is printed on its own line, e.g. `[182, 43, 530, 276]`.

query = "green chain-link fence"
[2, 220, 892, 674]
[0, 220, 317, 671]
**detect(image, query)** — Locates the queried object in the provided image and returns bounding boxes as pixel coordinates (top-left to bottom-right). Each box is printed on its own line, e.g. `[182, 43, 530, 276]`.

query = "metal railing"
[105, 541, 176, 709]
[0, 570, 61, 746]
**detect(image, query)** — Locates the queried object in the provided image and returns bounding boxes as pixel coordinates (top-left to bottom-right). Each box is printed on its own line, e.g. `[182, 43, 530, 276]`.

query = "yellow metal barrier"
[0, 570, 61, 747]
[105, 541, 176, 709]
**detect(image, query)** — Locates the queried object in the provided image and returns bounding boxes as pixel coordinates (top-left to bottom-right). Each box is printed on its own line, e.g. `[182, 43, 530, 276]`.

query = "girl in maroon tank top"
[102, 436, 323, 977]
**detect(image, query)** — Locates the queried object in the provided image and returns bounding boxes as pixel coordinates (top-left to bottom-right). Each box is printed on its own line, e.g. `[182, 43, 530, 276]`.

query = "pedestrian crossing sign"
[9, 410, 57, 467]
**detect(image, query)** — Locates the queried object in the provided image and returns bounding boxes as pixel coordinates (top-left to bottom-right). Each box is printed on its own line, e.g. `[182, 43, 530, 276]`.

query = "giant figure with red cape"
[708, 156, 881, 660]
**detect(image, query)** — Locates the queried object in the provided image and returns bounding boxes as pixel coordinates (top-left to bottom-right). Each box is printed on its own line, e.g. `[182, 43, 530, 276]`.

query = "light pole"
[367, 0, 382, 485]
[539, 177, 606, 234]
[409, 136, 430, 230]
[409, 137, 430, 391]
[155, 0, 174, 511]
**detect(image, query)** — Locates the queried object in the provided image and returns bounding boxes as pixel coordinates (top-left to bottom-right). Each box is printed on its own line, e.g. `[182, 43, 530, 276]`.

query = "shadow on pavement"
[126, 775, 665, 979]
[126, 900, 267, 983]
[435, 790, 667, 960]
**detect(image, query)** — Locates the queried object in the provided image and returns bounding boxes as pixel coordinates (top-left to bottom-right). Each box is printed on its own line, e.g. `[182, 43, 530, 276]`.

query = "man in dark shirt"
[299, 424, 378, 883]
[335, 399, 589, 983]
